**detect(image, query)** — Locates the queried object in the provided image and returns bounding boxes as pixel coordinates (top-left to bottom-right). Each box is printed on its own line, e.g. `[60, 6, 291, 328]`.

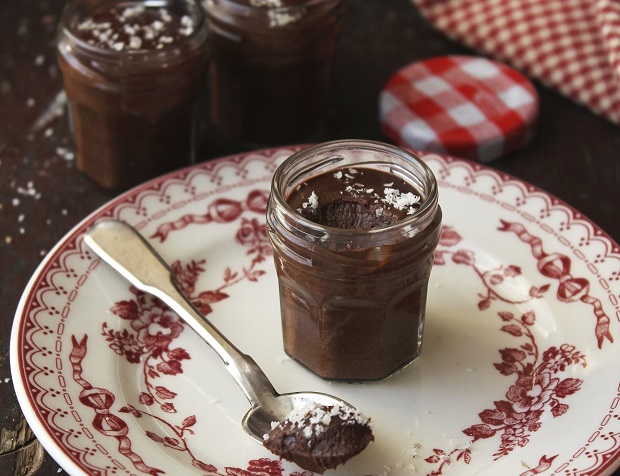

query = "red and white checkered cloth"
[380, 56, 538, 162]
[411, 0, 620, 126]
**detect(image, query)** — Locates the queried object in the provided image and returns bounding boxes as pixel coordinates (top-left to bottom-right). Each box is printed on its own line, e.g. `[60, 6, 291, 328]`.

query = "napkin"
[412, 0, 620, 126]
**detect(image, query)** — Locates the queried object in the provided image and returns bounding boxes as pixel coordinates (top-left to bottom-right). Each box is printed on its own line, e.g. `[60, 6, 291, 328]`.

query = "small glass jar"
[266, 140, 442, 381]
[57, 0, 210, 190]
[203, 0, 344, 148]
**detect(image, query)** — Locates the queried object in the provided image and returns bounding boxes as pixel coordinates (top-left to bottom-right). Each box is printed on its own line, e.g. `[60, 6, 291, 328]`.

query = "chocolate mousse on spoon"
[84, 219, 373, 473]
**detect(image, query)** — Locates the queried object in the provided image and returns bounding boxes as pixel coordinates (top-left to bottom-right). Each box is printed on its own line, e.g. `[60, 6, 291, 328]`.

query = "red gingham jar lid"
[379, 55, 539, 162]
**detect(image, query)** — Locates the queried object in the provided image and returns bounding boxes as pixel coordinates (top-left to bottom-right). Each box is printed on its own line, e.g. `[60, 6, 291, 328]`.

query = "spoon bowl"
[84, 219, 361, 443]
[242, 391, 355, 442]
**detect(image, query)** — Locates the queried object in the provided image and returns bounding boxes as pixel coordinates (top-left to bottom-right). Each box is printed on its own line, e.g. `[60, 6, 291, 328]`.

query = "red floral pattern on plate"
[81, 202, 279, 475]
[10, 147, 620, 476]
[422, 225, 587, 475]
[498, 220, 613, 348]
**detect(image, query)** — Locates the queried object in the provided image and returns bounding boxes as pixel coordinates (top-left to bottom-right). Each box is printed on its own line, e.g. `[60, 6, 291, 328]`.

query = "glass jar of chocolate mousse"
[266, 140, 442, 381]
[203, 0, 343, 149]
[57, 0, 209, 190]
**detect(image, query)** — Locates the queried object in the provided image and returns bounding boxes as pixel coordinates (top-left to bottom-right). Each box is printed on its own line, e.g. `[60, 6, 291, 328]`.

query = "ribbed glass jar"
[203, 0, 343, 148]
[57, 0, 210, 189]
[266, 140, 442, 380]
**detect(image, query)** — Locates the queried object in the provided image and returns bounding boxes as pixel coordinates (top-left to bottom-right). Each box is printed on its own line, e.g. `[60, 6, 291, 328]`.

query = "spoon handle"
[84, 219, 278, 408]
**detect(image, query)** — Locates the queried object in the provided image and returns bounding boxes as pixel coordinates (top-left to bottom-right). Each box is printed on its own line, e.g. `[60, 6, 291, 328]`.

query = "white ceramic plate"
[11, 146, 620, 476]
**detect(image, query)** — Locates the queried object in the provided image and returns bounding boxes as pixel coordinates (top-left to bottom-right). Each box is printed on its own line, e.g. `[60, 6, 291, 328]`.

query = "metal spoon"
[84, 219, 358, 443]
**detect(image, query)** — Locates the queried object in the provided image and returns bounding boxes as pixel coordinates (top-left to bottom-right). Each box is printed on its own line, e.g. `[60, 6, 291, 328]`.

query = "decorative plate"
[11, 146, 620, 476]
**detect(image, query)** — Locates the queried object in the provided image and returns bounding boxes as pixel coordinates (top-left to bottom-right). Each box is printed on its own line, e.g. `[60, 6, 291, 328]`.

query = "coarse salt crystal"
[383, 187, 421, 214]
[17, 182, 37, 197]
[78, 18, 93, 30]
[302, 191, 319, 210]
[268, 9, 304, 27]
[122, 5, 146, 19]
[129, 36, 142, 49]
[96, 30, 111, 42]
[272, 401, 370, 441]
[56, 147, 75, 161]
[395, 192, 420, 209]
[159, 8, 172, 22]
[181, 15, 193, 27]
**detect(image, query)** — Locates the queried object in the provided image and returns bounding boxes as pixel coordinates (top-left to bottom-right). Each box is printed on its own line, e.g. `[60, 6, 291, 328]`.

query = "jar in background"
[266, 140, 442, 381]
[57, 0, 210, 190]
[203, 0, 344, 149]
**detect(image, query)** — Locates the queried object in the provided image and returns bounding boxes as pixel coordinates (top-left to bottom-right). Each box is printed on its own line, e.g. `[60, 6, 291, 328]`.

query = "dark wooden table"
[2, 0, 619, 474]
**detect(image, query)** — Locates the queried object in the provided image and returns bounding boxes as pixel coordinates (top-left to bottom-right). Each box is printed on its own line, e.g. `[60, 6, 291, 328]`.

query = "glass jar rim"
[204, 0, 342, 34]
[58, 0, 208, 62]
[270, 139, 440, 239]
[205, 0, 341, 10]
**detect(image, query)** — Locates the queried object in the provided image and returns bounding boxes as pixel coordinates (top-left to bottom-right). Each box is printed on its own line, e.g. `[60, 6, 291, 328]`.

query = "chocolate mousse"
[57, 0, 209, 189]
[73, 4, 196, 50]
[267, 141, 442, 381]
[288, 167, 422, 229]
[263, 402, 374, 473]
